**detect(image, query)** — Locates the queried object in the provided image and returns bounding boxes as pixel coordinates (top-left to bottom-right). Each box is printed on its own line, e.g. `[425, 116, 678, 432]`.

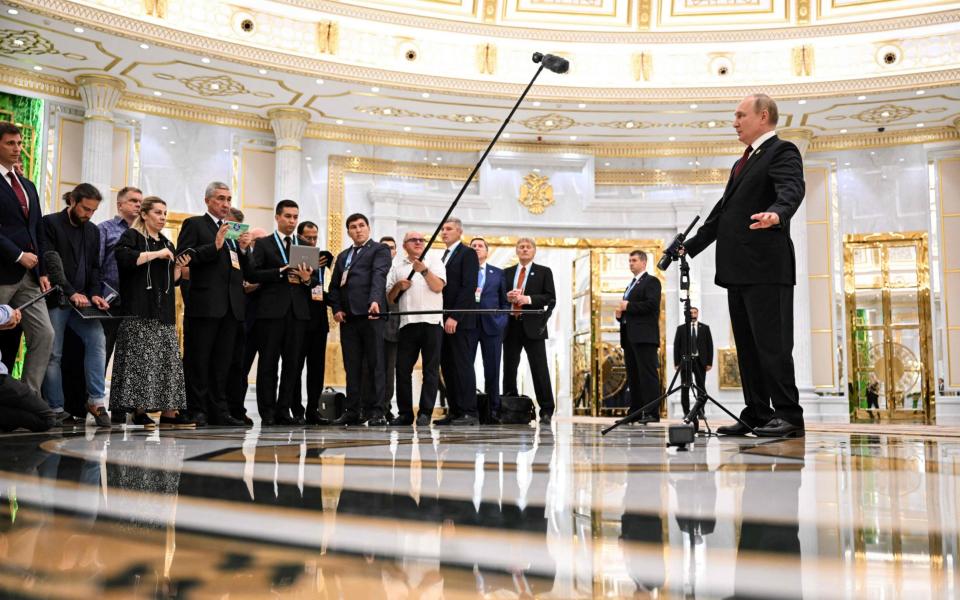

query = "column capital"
[75, 75, 125, 121]
[777, 127, 815, 157]
[267, 108, 311, 151]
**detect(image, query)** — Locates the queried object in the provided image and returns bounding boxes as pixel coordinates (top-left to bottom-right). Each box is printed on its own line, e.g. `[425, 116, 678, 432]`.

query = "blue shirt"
[0, 304, 12, 375]
[98, 215, 129, 294]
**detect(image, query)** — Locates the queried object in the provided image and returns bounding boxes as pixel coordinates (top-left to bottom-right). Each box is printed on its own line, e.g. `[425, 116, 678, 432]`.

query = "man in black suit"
[616, 250, 662, 423]
[292, 220, 331, 425]
[176, 182, 252, 427]
[40, 183, 111, 427]
[435, 217, 480, 426]
[502, 238, 556, 426]
[327, 213, 392, 426]
[0, 124, 53, 396]
[247, 200, 314, 426]
[682, 94, 805, 438]
[468, 237, 509, 422]
[672, 307, 714, 416]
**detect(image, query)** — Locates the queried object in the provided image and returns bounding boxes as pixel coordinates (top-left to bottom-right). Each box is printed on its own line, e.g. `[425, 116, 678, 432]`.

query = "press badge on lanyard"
[229, 246, 240, 270]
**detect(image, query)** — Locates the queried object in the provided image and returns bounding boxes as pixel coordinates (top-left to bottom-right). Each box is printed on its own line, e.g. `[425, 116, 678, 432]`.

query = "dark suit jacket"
[616, 272, 661, 345]
[307, 266, 330, 334]
[477, 263, 509, 337]
[0, 171, 44, 284]
[503, 262, 556, 340]
[40, 209, 101, 299]
[248, 232, 311, 321]
[176, 214, 250, 320]
[673, 322, 714, 368]
[327, 239, 391, 317]
[441, 243, 480, 330]
[684, 135, 804, 287]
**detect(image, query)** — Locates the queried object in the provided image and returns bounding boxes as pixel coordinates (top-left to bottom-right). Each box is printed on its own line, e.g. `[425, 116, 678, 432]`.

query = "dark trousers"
[467, 328, 504, 415]
[224, 319, 249, 419]
[254, 313, 306, 420]
[362, 339, 396, 416]
[102, 317, 121, 367]
[502, 319, 554, 416]
[0, 374, 55, 432]
[293, 327, 328, 417]
[341, 316, 385, 418]
[679, 360, 708, 415]
[622, 333, 659, 415]
[396, 323, 443, 418]
[727, 284, 803, 427]
[440, 328, 478, 417]
[184, 315, 238, 419]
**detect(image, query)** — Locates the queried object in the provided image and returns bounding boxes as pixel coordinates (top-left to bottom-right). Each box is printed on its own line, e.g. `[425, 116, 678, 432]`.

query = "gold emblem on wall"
[476, 43, 497, 75]
[792, 44, 814, 77]
[631, 52, 652, 82]
[519, 172, 554, 215]
[317, 21, 339, 55]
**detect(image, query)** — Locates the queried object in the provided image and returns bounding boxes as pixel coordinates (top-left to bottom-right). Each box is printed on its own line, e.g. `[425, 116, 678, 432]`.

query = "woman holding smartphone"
[111, 196, 194, 428]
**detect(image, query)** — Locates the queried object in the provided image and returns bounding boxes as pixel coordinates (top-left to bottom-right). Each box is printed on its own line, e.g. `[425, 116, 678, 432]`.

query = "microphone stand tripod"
[601, 253, 755, 448]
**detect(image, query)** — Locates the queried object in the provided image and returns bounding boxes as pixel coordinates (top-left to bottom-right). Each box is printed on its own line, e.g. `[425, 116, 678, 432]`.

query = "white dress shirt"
[746, 130, 777, 158]
[386, 251, 447, 329]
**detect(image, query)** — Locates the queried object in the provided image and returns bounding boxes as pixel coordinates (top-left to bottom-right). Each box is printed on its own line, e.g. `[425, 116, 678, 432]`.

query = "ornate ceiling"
[0, 0, 959, 147]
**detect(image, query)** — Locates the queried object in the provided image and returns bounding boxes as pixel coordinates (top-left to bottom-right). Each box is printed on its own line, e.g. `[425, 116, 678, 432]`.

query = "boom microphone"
[532, 52, 570, 74]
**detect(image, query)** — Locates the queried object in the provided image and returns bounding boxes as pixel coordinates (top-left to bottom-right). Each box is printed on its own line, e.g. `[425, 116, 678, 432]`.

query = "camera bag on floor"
[499, 395, 535, 424]
[318, 387, 345, 420]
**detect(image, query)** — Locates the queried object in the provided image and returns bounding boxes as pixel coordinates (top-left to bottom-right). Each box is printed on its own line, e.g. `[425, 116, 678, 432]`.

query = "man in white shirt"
[386, 231, 446, 427]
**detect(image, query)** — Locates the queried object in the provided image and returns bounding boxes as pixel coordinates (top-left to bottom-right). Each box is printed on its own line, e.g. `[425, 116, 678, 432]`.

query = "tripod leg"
[601, 367, 681, 435]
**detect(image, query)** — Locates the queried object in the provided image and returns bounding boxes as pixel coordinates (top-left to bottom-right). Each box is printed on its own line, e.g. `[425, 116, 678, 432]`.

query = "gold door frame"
[570, 242, 666, 418]
[843, 232, 934, 424]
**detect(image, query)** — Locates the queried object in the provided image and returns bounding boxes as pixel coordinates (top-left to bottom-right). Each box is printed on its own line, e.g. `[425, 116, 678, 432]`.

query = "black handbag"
[499, 395, 535, 425]
[318, 387, 345, 420]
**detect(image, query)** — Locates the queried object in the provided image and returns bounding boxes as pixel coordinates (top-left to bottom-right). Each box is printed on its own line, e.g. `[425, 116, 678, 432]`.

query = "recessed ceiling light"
[503, 132, 511, 138]
[544, 120, 554, 127]
[916, 90, 925, 95]
[707, 121, 716, 128]
[7, 8, 18, 14]
[371, 86, 380, 92]
[223, 148, 229, 153]
[230, 104, 239, 110]
[382, 108, 392, 115]
[346, 149, 352, 153]
[422, 157, 428, 161]
[258, 69, 267, 74]
[533, 168, 540, 173]
[689, 104, 698, 109]
[161, 126, 168, 130]
[578, 103, 586, 108]
[201, 57, 211, 64]
[840, 128, 848, 133]
[917, 123, 925, 128]
[870, 151, 876, 155]
[315, 79, 324, 84]
[858, 95, 866, 101]
[798, 99, 807, 105]
[335, 119, 343, 125]
[169, 140, 176, 145]
[403, 126, 411, 132]
[881, 111, 890, 117]
[604, 162, 610, 166]
[421, 92, 430, 98]
[844, 162, 850, 166]
[688, 161, 694, 166]
[899, 157, 905, 162]
[625, 121, 635, 128]
[464, 116, 473, 123]
[436, 157, 442, 161]
[668, 136, 676, 141]
[74, 27, 84, 33]
[695, 161, 700, 166]
[33, 66, 42, 71]
[140, 43, 150, 49]
[569, 135, 577, 141]
[305, 156, 312, 161]
[532, 101, 541, 107]
[153, 91, 162, 96]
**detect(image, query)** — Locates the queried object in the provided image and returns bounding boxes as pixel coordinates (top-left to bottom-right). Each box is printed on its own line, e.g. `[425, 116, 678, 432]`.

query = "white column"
[779, 128, 817, 405]
[268, 108, 310, 203]
[76, 75, 124, 200]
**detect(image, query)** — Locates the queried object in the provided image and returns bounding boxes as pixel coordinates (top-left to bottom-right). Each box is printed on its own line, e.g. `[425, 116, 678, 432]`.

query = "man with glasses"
[386, 232, 446, 426]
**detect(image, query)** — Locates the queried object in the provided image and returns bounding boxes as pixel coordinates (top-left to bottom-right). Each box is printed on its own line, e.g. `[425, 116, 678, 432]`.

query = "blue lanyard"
[345, 245, 361, 269]
[273, 232, 295, 264]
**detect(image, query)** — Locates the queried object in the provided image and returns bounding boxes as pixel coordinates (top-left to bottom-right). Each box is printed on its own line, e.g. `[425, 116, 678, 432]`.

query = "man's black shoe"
[305, 411, 330, 426]
[634, 414, 659, 425]
[242, 415, 254, 426]
[486, 415, 501, 425]
[188, 412, 209, 427]
[210, 414, 245, 427]
[332, 414, 361, 426]
[716, 421, 754, 436]
[433, 413, 462, 426]
[261, 416, 275, 427]
[538, 413, 552, 427]
[366, 415, 388, 427]
[450, 415, 479, 426]
[389, 415, 413, 426]
[754, 418, 805, 438]
[415, 413, 432, 427]
[277, 414, 305, 426]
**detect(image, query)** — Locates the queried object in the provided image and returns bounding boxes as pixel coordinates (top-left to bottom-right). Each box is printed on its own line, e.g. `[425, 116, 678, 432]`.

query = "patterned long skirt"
[110, 318, 186, 412]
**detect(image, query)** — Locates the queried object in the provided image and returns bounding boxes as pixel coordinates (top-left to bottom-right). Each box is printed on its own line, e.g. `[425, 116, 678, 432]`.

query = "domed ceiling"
[1, 0, 959, 149]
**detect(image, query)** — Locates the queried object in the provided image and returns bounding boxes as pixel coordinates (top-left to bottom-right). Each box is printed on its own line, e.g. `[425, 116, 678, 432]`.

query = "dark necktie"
[442, 248, 450, 263]
[732, 145, 753, 179]
[690, 323, 699, 356]
[284, 235, 291, 260]
[7, 172, 28, 218]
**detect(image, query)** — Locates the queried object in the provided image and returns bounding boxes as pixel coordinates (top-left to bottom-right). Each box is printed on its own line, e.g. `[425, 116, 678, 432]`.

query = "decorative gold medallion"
[519, 172, 554, 215]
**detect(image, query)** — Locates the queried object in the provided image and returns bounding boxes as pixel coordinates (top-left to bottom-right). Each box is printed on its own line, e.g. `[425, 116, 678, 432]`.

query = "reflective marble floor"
[0, 420, 957, 599]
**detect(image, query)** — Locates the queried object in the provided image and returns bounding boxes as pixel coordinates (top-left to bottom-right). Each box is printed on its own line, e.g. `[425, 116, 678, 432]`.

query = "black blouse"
[115, 228, 179, 325]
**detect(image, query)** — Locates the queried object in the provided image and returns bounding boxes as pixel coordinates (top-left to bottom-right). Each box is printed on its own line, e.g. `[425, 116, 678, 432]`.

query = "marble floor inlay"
[0, 421, 956, 598]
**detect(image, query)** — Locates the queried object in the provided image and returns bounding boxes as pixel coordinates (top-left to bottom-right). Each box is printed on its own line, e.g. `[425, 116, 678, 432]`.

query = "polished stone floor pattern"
[0, 421, 955, 599]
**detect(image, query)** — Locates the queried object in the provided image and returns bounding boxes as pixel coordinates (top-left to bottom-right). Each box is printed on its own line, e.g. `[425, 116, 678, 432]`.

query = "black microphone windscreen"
[542, 54, 570, 74]
[42, 251, 69, 288]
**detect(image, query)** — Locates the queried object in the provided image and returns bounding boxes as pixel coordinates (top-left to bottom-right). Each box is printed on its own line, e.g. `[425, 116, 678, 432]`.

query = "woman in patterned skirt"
[111, 196, 194, 427]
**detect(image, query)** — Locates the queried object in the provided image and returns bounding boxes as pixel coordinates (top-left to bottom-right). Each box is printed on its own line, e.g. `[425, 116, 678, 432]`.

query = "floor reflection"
[0, 423, 956, 598]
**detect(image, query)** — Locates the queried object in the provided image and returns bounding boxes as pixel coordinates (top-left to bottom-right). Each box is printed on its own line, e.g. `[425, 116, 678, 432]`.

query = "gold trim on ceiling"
[9, 0, 960, 102]
[596, 168, 728, 185]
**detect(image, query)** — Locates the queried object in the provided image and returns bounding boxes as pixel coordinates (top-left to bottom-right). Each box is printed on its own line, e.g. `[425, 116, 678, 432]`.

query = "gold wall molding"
[596, 168, 728, 185]
[9, 1, 960, 102]
[808, 125, 959, 152]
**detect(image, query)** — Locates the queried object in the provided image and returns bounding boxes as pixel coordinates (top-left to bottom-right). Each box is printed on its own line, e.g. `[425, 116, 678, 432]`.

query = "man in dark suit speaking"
[682, 93, 805, 438]
[616, 250, 662, 423]
[672, 307, 713, 417]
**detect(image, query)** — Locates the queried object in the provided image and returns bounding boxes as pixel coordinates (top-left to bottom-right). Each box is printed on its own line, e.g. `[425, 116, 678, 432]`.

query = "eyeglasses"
[405, 238, 426, 243]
